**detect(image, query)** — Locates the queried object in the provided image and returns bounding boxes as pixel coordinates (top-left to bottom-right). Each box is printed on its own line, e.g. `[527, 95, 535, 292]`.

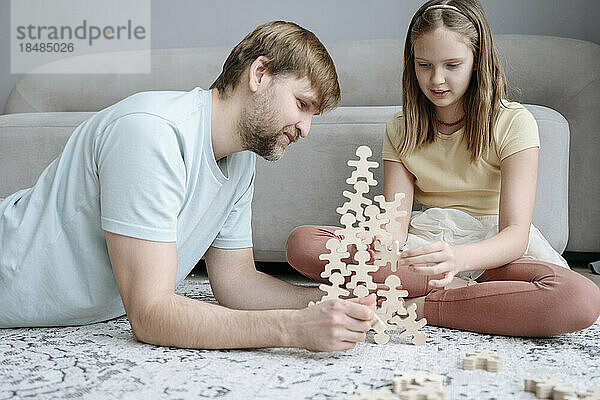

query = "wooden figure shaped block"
[319, 237, 350, 278]
[337, 180, 372, 222]
[374, 239, 403, 272]
[374, 192, 407, 233]
[347, 249, 378, 291]
[389, 303, 427, 345]
[392, 371, 444, 393]
[524, 377, 574, 399]
[359, 204, 391, 245]
[318, 272, 350, 302]
[378, 274, 409, 318]
[372, 309, 396, 344]
[352, 284, 370, 299]
[462, 349, 501, 372]
[337, 213, 367, 252]
[398, 385, 447, 400]
[346, 145, 379, 186]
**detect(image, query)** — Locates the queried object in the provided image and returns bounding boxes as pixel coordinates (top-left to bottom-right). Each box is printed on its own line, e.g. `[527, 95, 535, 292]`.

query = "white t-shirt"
[0, 88, 255, 327]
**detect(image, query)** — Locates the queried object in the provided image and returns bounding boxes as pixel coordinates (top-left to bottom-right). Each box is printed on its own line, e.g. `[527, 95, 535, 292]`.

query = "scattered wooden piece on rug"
[398, 385, 447, 400]
[389, 303, 427, 345]
[552, 385, 577, 400]
[393, 371, 446, 400]
[319, 237, 350, 278]
[392, 370, 444, 392]
[524, 376, 574, 399]
[462, 349, 501, 372]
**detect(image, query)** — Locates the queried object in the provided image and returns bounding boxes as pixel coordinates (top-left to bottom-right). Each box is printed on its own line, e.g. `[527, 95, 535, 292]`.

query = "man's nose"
[296, 115, 312, 138]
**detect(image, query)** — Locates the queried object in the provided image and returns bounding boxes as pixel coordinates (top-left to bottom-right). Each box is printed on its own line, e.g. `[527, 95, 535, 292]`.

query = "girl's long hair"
[401, 0, 508, 162]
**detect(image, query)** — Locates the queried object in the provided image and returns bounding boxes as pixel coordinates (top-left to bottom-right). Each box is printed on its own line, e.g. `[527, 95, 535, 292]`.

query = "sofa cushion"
[0, 105, 568, 262]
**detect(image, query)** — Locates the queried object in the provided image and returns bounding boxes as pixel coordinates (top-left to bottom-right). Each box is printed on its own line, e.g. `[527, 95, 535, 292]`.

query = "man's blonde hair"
[211, 21, 341, 114]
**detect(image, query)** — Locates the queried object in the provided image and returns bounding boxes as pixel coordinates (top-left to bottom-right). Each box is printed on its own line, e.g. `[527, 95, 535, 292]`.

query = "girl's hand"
[398, 241, 465, 288]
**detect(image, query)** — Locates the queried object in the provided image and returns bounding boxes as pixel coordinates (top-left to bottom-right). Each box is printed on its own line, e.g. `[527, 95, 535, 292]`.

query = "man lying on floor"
[0, 21, 376, 352]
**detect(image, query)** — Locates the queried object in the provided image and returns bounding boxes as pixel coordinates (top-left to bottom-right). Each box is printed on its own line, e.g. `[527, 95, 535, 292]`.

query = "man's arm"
[105, 231, 375, 351]
[204, 246, 322, 310]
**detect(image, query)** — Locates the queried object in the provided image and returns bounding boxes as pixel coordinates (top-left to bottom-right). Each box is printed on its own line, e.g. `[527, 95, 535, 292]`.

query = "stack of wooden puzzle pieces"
[311, 145, 426, 345]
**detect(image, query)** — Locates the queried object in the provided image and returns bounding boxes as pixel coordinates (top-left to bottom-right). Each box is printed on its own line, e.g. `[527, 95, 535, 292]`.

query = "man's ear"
[248, 56, 271, 93]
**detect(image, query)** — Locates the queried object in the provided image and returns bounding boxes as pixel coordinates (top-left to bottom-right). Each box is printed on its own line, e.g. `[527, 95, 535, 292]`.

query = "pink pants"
[285, 225, 600, 337]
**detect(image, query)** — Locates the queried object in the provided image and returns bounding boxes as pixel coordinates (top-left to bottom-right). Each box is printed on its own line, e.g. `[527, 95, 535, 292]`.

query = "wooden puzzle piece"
[389, 303, 427, 345]
[337, 180, 372, 222]
[346, 145, 379, 186]
[578, 387, 600, 399]
[524, 377, 574, 399]
[347, 249, 378, 291]
[337, 213, 367, 252]
[359, 204, 391, 245]
[398, 385, 447, 400]
[378, 274, 408, 318]
[353, 284, 370, 298]
[374, 239, 403, 272]
[318, 272, 350, 302]
[319, 237, 351, 278]
[372, 308, 396, 344]
[462, 349, 501, 372]
[393, 370, 443, 392]
[374, 193, 407, 233]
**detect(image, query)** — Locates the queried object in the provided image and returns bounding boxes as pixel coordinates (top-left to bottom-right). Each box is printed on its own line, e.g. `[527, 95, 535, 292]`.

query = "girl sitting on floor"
[285, 0, 600, 336]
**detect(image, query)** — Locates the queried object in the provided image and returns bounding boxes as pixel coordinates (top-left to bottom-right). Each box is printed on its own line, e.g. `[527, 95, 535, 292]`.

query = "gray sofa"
[1, 34, 598, 261]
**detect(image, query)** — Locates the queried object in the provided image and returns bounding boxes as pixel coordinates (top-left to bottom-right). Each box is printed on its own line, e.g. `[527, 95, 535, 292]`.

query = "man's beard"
[238, 87, 291, 162]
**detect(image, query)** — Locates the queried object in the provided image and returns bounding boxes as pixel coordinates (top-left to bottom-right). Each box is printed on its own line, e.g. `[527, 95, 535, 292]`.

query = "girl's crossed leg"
[286, 225, 600, 336]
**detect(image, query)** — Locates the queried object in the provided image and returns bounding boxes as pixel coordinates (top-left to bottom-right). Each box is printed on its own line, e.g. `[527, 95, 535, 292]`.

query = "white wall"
[1, 0, 599, 111]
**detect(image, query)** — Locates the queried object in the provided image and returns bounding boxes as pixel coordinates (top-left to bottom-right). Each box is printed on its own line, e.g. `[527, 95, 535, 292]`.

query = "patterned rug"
[1, 278, 598, 400]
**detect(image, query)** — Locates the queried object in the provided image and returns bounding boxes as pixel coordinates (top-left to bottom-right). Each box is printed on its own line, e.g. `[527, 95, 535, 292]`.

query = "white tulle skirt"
[404, 207, 570, 281]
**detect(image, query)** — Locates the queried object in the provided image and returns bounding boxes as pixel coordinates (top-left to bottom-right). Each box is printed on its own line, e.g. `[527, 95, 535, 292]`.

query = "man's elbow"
[128, 310, 157, 344]
[127, 297, 173, 345]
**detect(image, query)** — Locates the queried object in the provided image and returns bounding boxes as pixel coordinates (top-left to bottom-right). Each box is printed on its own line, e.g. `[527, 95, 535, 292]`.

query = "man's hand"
[398, 241, 465, 288]
[291, 294, 376, 352]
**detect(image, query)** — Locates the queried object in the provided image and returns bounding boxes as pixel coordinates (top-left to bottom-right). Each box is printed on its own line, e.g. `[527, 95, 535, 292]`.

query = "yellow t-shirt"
[382, 102, 540, 215]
